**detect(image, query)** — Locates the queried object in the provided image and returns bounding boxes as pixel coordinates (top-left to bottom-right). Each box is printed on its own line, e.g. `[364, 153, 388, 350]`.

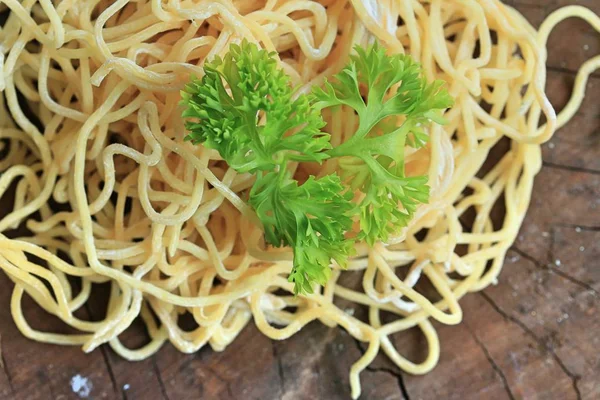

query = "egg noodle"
[0, 0, 598, 397]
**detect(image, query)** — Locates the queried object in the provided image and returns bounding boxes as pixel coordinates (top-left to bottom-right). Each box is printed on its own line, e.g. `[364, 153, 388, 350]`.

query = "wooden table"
[1, 1, 599, 399]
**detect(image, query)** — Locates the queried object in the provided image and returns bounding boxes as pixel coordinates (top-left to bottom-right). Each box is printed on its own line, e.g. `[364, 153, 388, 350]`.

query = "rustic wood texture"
[1, 1, 599, 399]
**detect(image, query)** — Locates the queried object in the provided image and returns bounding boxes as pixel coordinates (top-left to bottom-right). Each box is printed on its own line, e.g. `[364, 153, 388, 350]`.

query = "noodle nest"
[0, 0, 598, 397]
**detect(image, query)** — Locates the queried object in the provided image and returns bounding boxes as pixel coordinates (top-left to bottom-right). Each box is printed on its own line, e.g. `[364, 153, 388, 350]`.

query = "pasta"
[0, 0, 598, 397]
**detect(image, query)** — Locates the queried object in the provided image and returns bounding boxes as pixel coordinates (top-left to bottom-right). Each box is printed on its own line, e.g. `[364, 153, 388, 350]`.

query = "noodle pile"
[0, 0, 598, 397]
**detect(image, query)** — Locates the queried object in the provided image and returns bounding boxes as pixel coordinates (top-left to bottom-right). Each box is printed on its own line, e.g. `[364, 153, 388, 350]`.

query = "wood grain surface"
[1, 1, 599, 399]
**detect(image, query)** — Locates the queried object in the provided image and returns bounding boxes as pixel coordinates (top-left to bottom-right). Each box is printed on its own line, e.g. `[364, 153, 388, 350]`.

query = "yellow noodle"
[0, 1, 597, 398]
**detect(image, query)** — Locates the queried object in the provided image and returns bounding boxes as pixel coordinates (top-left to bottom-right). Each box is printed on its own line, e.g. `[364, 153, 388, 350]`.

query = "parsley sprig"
[181, 40, 453, 295]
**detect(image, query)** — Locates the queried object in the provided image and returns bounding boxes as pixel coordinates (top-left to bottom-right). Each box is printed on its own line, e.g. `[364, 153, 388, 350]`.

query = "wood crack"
[542, 161, 600, 176]
[548, 225, 599, 294]
[351, 337, 410, 400]
[99, 345, 120, 397]
[271, 341, 285, 396]
[479, 292, 582, 400]
[511, 247, 598, 295]
[366, 365, 411, 400]
[546, 65, 600, 80]
[83, 298, 121, 398]
[0, 335, 14, 395]
[464, 322, 515, 400]
[152, 356, 170, 400]
[551, 223, 600, 232]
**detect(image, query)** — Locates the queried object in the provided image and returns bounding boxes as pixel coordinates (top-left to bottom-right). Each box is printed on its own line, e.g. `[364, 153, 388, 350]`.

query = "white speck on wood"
[70, 375, 93, 398]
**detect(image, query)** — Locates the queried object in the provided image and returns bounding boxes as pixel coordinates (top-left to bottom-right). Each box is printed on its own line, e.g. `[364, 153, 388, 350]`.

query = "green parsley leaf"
[249, 172, 355, 295]
[313, 43, 454, 245]
[181, 40, 330, 173]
